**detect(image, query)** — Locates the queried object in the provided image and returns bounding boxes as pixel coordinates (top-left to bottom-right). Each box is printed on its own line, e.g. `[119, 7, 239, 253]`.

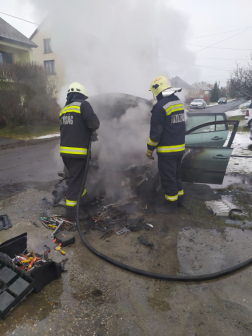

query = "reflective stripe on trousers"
[60, 146, 88, 155]
[165, 190, 184, 202]
[66, 188, 87, 207]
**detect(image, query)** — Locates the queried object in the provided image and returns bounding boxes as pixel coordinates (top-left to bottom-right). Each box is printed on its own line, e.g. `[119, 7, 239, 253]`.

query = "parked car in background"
[190, 98, 206, 109]
[218, 97, 227, 104]
[250, 126, 252, 141]
[245, 102, 252, 127]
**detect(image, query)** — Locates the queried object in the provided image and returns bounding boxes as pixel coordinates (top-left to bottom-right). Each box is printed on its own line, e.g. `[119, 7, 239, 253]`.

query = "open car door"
[185, 112, 229, 147]
[181, 118, 239, 184]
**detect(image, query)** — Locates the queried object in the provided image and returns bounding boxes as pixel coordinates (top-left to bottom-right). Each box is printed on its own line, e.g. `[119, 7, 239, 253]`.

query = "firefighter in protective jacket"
[147, 75, 185, 211]
[60, 82, 100, 220]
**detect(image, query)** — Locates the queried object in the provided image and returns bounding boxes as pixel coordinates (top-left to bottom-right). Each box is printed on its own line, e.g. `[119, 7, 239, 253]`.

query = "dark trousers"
[62, 157, 87, 207]
[158, 154, 184, 206]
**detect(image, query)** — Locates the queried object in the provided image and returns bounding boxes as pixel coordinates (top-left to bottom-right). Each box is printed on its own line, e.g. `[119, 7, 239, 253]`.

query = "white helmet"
[67, 82, 88, 97]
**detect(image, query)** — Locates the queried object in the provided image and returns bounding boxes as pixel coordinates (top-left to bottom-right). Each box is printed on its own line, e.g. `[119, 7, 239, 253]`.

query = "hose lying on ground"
[76, 137, 252, 282]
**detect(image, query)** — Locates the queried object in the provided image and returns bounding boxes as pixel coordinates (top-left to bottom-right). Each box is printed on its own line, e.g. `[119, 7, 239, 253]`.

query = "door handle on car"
[211, 136, 223, 140]
[213, 154, 228, 159]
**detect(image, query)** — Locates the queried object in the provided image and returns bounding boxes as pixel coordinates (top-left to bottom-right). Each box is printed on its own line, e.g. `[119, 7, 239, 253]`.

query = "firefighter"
[146, 75, 185, 212]
[60, 82, 100, 220]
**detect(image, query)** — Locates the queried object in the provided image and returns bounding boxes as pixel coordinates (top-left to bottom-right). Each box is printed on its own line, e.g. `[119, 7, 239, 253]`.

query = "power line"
[165, 58, 232, 72]
[197, 57, 251, 61]
[0, 11, 38, 25]
[194, 27, 252, 53]
[188, 26, 252, 40]
[204, 75, 229, 80]
[187, 43, 252, 51]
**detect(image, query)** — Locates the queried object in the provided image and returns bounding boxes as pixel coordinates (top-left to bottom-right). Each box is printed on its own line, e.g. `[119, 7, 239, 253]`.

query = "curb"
[0, 137, 59, 151]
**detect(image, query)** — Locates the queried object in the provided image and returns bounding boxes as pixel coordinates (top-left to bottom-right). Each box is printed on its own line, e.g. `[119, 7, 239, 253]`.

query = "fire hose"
[76, 136, 252, 281]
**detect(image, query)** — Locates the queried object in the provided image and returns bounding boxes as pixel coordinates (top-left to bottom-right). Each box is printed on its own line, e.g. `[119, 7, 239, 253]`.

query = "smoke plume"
[29, 0, 198, 100]
[28, 0, 197, 194]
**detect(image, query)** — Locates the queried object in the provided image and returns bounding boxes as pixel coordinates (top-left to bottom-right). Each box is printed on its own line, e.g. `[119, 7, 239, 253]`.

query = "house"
[190, 82, 211, 102]
[0, 17, 37, 64]
[30, 21, 65, 97]
[171, 76, 191, 90]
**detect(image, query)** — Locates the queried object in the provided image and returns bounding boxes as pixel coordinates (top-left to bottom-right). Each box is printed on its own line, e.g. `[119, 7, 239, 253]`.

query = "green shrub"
[0, 62, 60, 127]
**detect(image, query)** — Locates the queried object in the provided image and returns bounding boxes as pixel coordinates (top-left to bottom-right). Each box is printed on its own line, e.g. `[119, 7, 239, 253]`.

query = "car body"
[218, 97, 227, 104]
[182, 112, 238, 184]
[88, 94, 239, 186]
[244, 102, 252, 127]
[190, 98, 206, 109]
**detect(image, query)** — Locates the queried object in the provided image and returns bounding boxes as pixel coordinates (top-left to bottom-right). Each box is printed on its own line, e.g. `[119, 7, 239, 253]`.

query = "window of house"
[44, 38, 52, 53]
[44, 60, 55, 74]
[0, 52, 13, 64]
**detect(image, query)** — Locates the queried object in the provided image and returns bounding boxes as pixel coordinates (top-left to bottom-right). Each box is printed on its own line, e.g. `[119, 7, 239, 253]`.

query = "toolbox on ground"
[0, 233, 65, 319]
[0, 257, 35, 319]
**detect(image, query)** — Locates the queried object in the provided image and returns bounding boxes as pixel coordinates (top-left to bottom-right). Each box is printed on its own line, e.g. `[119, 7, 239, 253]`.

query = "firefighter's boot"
[66, 206, 89, 222]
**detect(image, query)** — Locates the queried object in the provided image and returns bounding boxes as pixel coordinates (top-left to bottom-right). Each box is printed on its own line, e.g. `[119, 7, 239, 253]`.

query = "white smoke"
[28, 0, 197, 195]
[29, 0, 199, 101]
[94, 101, 152, 164]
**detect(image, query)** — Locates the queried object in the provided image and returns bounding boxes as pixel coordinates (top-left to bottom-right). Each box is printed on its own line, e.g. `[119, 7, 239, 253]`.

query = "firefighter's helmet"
[67, 82, 88, 97]
[149, 76, 171, 96]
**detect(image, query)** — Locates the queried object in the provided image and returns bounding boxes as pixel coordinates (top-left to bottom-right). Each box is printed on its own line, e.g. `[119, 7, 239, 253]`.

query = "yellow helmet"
[67, 82, 88, 97]
[149, 76, 171, 96]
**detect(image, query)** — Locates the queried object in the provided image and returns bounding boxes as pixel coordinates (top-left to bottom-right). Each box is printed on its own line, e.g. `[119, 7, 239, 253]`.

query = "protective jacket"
[60, 94, 100, 158]
[147, 94, 185, 155]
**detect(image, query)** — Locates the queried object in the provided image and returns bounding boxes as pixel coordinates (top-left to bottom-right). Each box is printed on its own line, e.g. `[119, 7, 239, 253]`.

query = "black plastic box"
[55, 230, 75, 247]
[0, 257, 35, 320]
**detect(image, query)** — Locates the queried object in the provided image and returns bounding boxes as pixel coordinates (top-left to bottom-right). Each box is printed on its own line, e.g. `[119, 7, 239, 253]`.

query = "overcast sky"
[0, 0, 251, 87]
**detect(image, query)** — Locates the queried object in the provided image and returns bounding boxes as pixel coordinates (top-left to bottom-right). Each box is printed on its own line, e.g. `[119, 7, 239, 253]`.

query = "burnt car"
[64, 94, 239, 187]
[91, 94, 238, 186]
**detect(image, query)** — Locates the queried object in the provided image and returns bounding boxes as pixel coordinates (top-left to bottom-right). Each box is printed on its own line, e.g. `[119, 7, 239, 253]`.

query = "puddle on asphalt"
[177, 226, 252, 276]
[225, 219, 252, 229]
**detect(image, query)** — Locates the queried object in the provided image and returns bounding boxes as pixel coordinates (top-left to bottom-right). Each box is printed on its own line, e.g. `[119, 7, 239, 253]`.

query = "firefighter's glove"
[146, 149, 154, 160]
[91, 132, 99, 142]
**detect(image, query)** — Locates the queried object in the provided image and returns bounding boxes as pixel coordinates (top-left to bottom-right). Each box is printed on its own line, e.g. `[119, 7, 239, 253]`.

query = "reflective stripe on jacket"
[147, 94, 185, 156]
[60, 99, 99, 158]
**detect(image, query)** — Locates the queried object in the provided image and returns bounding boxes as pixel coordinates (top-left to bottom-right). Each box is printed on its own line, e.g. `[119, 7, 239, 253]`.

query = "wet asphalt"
[1, 103, 252, 335]
[1, 178, 252, 335]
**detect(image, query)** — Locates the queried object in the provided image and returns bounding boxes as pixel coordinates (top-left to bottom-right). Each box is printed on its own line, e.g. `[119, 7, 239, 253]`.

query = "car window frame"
[185, 119, 239, 148]
[186, 113, 228, 134]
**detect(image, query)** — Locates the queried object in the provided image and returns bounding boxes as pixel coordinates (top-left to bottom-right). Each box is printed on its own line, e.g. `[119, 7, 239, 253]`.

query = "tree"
[219, 86, 227, 98]
[210, 82, 220, 102]
[227, 79, 236, 98]
[230, 65, 252, 99]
